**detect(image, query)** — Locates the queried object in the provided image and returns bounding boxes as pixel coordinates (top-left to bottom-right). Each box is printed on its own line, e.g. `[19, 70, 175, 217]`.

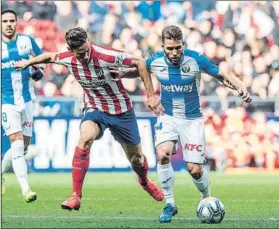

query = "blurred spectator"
[32, 1, 56, 20]
[203, 107, 279, 170]
[11, 0, 33, 20]
[190, 0, 216, 20]
[135, 1, 161, 22]
[54, 1, 76, 32]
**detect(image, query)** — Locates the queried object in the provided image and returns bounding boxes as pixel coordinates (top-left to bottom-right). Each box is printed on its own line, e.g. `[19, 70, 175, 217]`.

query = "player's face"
[1, 13, 17, 40]
[162, 39, 184, 65]
[70, 41, 91, 64]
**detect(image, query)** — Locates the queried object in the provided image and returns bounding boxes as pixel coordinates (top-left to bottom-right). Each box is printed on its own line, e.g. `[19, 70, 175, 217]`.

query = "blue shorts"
[81, 108, 141, 146]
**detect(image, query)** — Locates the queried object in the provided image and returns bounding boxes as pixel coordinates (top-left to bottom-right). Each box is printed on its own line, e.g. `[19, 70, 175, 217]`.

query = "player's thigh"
[2, 104, 23, 139]
[80, 109, 108, 142]
[21, 101, 34, 138]
[154, 115, 179, 154]
[79, 120, 101, 142]
[179, 118, 206, 164]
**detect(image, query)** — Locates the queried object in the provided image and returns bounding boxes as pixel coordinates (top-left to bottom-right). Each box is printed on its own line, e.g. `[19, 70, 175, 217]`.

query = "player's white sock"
[157, 162, 175, 206]
[192, 169, 211, 198]
[2, 148, 13, 173]
[11, 140, 30, 196]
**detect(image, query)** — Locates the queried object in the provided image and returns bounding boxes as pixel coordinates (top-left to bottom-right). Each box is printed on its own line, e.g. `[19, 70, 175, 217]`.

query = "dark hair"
[1, 9, 17, 21]
[162, 25, 183, 43]
[65, 27, 88, 50]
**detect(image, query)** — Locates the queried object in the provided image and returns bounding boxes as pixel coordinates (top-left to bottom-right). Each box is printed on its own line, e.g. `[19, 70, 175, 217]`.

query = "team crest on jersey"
[95, 66, 105, 79]
[181, 66, 190, 73]
[115, 55, 124, 65]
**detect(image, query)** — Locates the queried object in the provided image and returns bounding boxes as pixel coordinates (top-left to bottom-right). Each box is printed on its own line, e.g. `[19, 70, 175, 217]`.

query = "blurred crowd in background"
[3, 1, 279, 104]
[203, 107, 279, 170]
[2, 1, 279, 169]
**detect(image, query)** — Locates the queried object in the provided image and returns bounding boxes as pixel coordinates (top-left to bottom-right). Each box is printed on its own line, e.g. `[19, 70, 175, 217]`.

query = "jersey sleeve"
[145, 55, 155, 71]
[94, 46, 132, 67]
[54, 52, 73, 66]
[187, 50, 219, 77]
[29, 36, 43, 56]
[145, 52, 164, 71]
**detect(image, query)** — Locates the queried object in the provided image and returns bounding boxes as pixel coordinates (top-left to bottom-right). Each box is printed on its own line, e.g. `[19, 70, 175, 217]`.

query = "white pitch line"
[2, 197, 279, 203]
[3, 215, 278, 222]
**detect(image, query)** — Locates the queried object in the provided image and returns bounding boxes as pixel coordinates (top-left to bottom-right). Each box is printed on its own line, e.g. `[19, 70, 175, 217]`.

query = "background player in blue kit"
[113, 25, 252, 223]
[1, 9, 45, 202]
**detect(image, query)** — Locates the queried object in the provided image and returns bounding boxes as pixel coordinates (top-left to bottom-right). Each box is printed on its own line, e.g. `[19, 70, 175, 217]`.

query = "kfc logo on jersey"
[23, 121, 33, 127]
[185, 143, 202, 152]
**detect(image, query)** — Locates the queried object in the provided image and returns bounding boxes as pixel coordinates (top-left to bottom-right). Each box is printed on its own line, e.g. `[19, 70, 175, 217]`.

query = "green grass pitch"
[1, 172, 279, 228]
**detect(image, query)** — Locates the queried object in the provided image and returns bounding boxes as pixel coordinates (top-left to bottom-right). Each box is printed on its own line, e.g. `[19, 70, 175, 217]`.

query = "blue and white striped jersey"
[2, 34, 43, 105]
[146, 49, 219, 119]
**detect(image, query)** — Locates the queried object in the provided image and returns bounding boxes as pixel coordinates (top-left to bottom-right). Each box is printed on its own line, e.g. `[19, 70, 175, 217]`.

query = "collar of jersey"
[164, 53, 185, 67]
[2, 34, 18, 45]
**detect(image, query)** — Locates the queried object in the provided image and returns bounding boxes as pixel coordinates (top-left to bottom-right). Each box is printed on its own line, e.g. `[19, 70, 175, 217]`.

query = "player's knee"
[9, 132, 24, 143]
[78, 135, 94, 149]
[187, 163, 203, 180]
[11, 139, 25, 160]
[23, 137, 30, 151]
[157, 148, 171, 164]
[79, 129, 97, 148]
[24, 143, 29, 152]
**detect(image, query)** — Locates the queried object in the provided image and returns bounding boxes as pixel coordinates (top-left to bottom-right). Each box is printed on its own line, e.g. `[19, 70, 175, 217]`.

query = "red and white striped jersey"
[54, 44, 133, 115]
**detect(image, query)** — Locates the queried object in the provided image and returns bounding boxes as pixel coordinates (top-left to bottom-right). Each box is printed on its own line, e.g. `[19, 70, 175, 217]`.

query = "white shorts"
[2, 101, 34, 137]
[154, 114, 206, 164]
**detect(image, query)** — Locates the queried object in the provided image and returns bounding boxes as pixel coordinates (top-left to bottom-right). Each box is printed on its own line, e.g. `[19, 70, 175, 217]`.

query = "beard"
[167, 55, 181, 65]
[2, 29, 16, 40]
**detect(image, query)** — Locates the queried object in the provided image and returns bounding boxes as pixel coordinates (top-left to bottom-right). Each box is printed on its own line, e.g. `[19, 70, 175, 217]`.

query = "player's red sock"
[72, 146, 90, 198]
[132, 155, 148, 186]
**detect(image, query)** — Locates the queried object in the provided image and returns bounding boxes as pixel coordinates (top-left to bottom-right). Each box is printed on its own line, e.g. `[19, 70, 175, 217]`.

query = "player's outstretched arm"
[109, 67, 139, 80]
[216, 69, 252, 103]
[131, 57, 164, 116]
[14, 52, 57, 71]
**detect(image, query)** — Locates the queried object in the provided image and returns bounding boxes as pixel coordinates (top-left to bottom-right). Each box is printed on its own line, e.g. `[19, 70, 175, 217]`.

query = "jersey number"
[2, 112, 7, 122]
[155, 122, 163, 131]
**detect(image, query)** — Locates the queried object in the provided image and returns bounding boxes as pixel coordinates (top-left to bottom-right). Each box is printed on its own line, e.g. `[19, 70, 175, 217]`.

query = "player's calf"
[131, 154, 148, 185]
[187, 163, 211, 198]
[132, 156, 164, 201]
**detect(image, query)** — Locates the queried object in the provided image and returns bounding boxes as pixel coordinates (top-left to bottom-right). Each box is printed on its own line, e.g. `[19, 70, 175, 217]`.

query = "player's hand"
[147, 95, 164, 116]
[14, 59, 30, 71]
[31, 66, 44, 81]
[237, 88, 252, 103]
[108, 67, 121, 81]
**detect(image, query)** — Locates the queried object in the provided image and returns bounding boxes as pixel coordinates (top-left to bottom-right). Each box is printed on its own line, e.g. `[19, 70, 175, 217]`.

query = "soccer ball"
[196, 197, 225, 224]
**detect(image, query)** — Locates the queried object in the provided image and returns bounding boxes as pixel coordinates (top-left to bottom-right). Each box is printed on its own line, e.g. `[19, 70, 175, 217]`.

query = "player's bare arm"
[215, 69, 252, 103]
[131, 57, 164, 116]
[14, 52, 57, 71]
[109, 67, 139, 80]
